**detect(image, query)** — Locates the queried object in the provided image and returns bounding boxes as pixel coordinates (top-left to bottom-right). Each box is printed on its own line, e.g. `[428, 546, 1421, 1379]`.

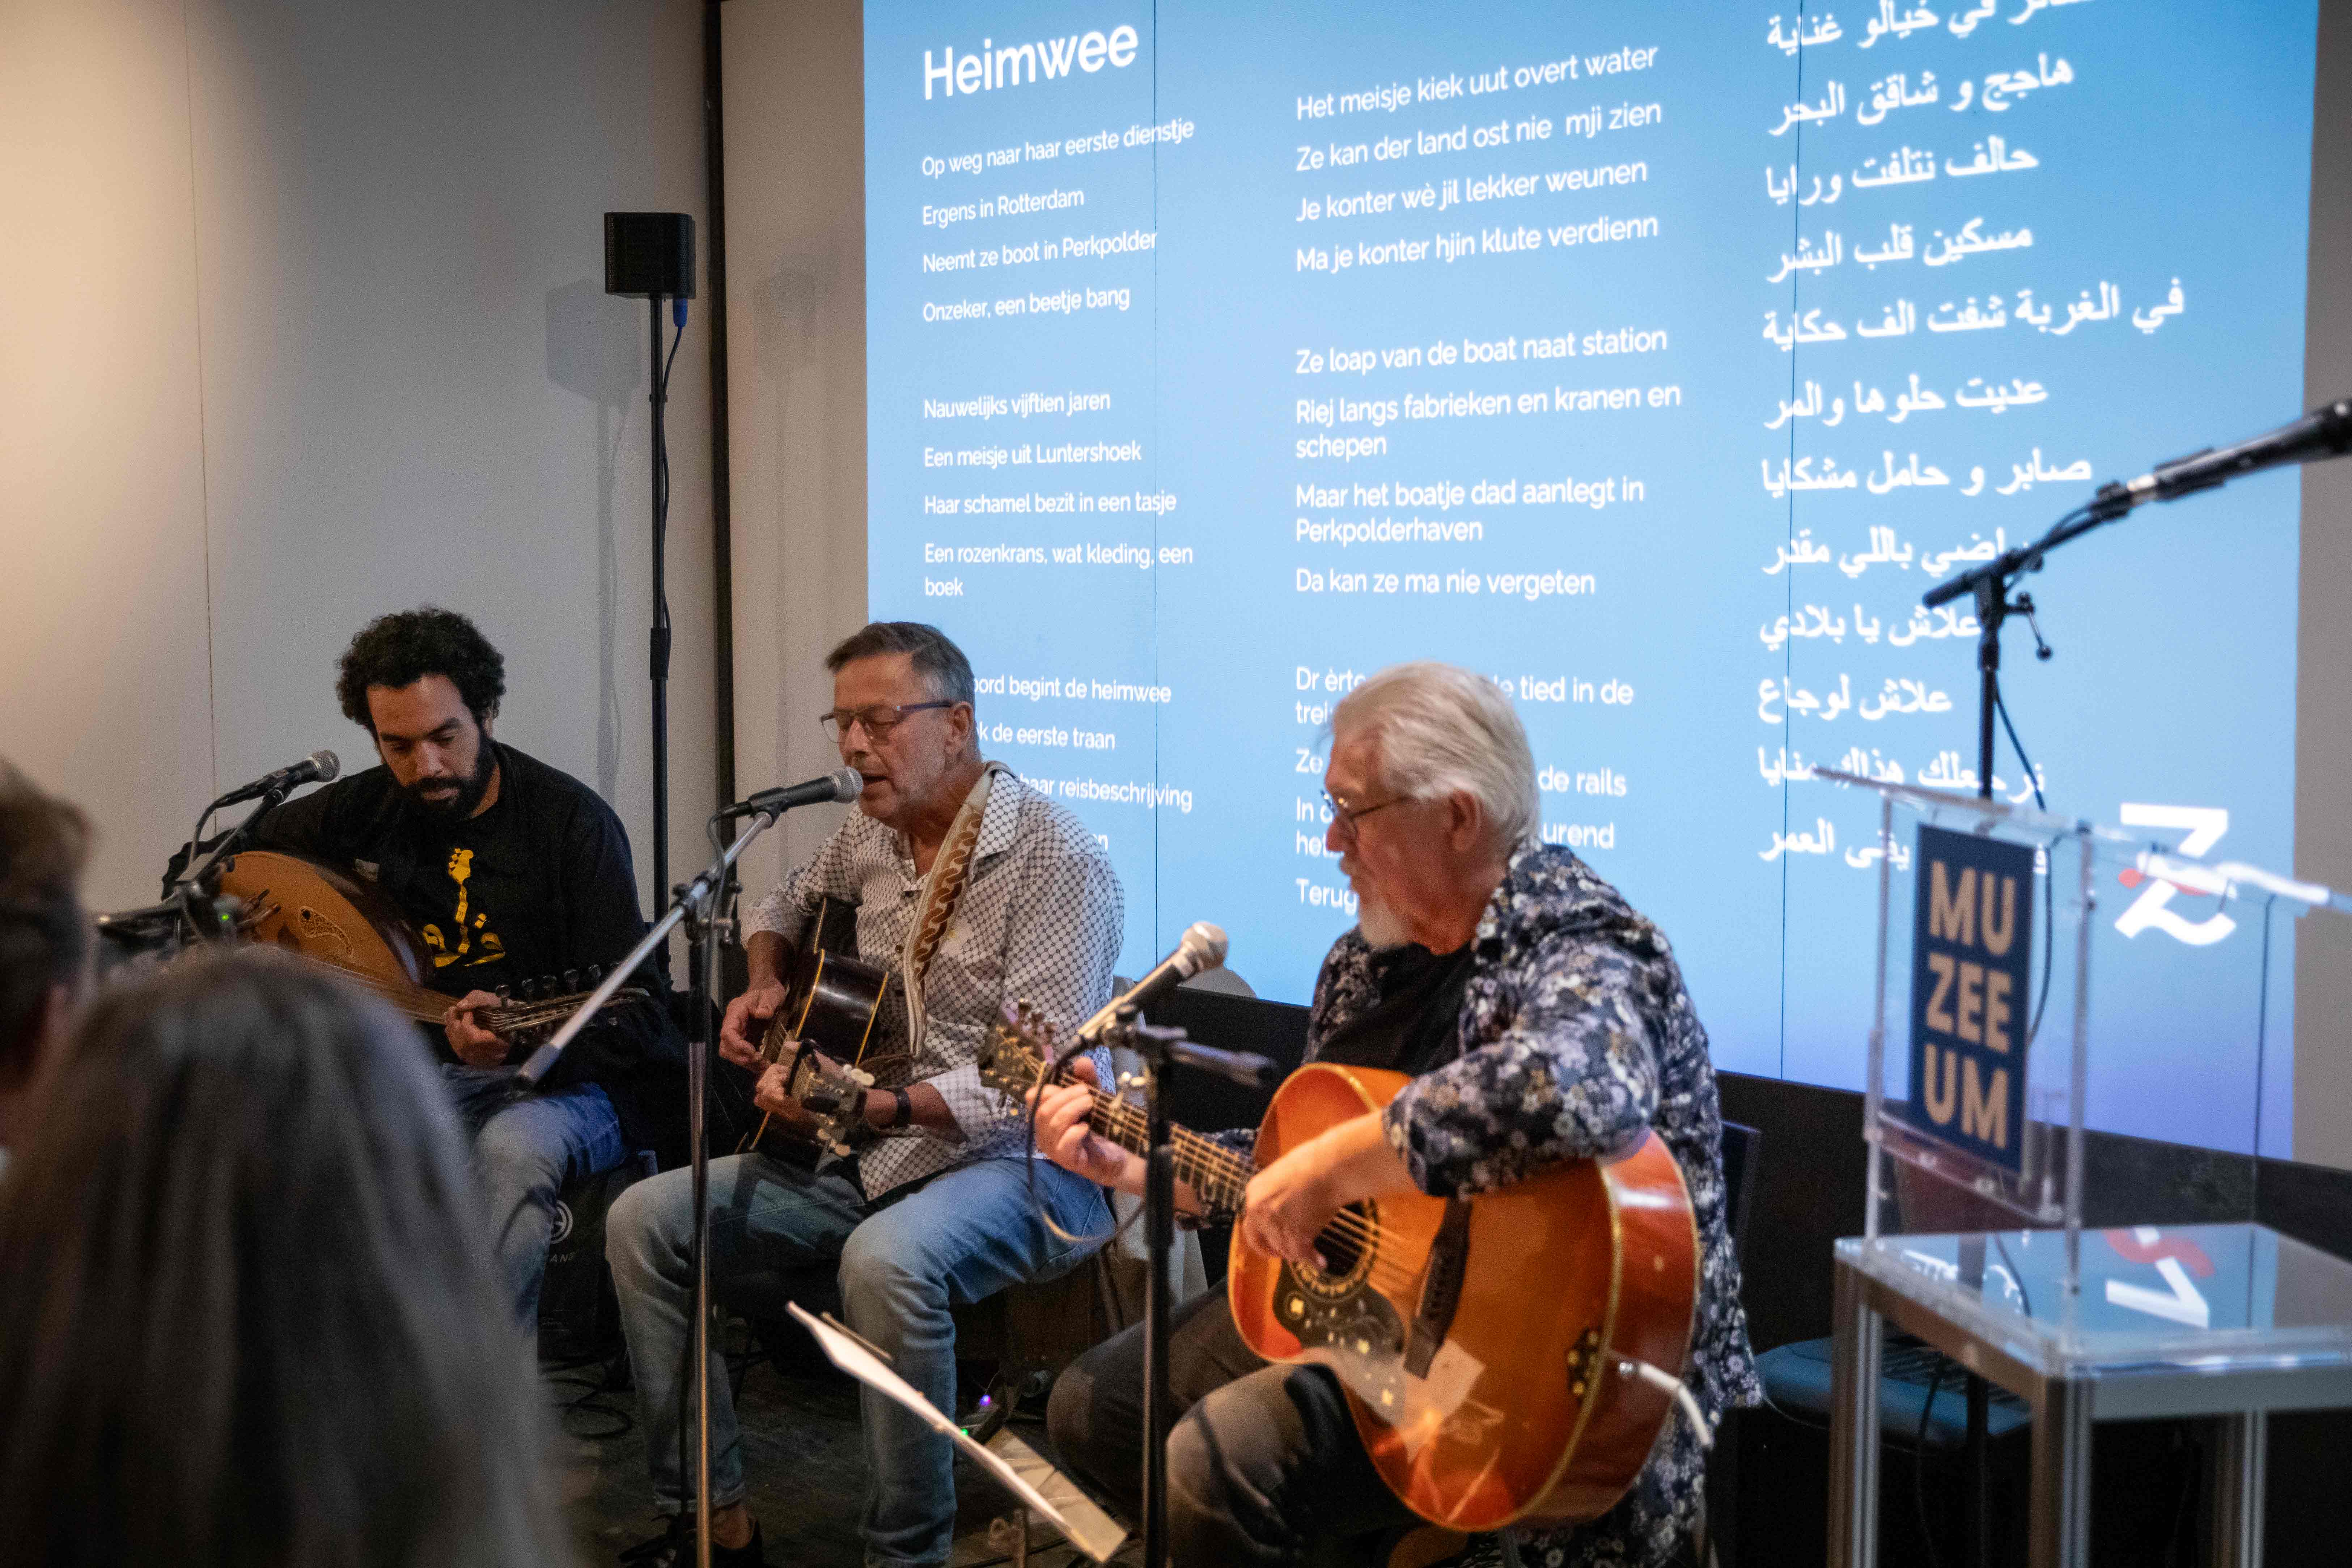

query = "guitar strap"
[894, 760, 1004, 1059]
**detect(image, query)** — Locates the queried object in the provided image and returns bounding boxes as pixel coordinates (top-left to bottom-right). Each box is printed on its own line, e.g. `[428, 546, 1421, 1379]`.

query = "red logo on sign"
[2102, 1229, 2216, 1278]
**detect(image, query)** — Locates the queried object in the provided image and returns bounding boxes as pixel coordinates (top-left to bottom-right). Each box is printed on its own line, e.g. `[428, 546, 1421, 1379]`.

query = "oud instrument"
[980, 1005, 1699, 1531]
[210, 850, 648, 1044]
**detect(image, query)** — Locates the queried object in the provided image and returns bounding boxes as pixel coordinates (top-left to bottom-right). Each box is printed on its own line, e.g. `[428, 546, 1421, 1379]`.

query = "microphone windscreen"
[311, 749, 341, 782]
[830, 766, 864, 802]
[1182, 921, 1229, 969]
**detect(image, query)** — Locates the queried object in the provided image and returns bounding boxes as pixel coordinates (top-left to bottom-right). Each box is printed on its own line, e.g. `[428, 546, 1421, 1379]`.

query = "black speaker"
[603, 212, 696, 300]
[537, 1155, 655, 1363]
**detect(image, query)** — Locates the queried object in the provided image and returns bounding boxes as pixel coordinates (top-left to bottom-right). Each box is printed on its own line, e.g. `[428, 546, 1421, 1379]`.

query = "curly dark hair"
[335, 607, 506, 733]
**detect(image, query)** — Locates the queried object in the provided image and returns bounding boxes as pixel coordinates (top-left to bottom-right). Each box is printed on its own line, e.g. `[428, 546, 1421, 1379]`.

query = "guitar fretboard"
[289, 952, 621, 1034]
[1061, 1071, 1255, 1216]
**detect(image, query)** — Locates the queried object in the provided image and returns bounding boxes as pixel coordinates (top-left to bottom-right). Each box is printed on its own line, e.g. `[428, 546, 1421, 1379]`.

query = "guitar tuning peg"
[563, 968, 580, 992]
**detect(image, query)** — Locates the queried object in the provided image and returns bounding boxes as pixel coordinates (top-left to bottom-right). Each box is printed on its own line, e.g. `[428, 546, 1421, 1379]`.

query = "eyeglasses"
[1323, 789, 1407, 838]
[819, 701, 953, 742]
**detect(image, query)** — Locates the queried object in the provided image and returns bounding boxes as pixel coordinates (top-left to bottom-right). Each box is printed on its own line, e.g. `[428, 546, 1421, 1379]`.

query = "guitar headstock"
[789, 1051, 877, 1159]
[978, 1000, 1058, 1102]
[489, 971, 650, 1041]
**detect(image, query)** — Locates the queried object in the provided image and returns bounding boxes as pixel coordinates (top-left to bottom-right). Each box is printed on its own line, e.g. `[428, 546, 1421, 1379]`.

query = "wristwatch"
[884, 1086, 914, 1130]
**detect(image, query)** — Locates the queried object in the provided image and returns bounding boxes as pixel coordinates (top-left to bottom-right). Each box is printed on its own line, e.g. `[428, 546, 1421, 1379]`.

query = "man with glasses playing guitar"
[1033, 661, 1761, 1568]
[605, 621, 1122, 1568]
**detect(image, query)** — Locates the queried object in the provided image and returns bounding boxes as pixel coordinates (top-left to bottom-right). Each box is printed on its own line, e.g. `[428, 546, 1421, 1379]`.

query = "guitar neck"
[292, 953, 612, 1035]
[1059, 1069, 1255, 1216]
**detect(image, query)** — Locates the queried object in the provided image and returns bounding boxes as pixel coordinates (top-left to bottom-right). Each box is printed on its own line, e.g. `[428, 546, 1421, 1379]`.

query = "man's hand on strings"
[1239, 1111, 1417, 1268]
[443, 990, 507, 1068]
[720, 981, 788, 1069]
[750, 1061, 820, 1130]
[1029, 1058, 1134, 1189]
[1239, 1139, 1344, 1268]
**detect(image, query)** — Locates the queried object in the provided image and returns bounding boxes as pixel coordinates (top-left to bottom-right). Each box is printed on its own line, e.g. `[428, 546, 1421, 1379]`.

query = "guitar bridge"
[1404, 1198, 1472, 1378]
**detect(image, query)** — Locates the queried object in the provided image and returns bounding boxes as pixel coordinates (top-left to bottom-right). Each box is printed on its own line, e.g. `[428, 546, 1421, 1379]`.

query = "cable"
[1994, 688, 2058, 1048]
[1615, 1357, 1712, 1451]
[1992, 691, 2045, 814]
[542, 1351, 639, 1441]
[1022, 1030, 1141, 1250]
[1912, 1357, 1946, 1568]
[1992, 1231, 2035, 1321]
[652, 303, 684, 690]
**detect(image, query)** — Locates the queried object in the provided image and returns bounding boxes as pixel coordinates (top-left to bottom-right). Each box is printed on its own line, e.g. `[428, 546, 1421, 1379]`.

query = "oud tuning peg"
[496, 984, 513, 1001]
[524, 977, 547, 1001]
[586, 963, 603, 984]
[562, 968, 580, 992]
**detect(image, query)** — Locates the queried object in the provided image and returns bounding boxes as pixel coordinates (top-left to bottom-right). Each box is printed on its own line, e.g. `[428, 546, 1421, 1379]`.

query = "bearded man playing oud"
[607, 621, 1122, 1568]
[1038, 661, 1761, 1568]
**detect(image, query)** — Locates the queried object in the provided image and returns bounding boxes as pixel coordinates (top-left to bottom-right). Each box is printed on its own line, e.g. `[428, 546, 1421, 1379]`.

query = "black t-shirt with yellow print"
[249, 742, 683, 1147]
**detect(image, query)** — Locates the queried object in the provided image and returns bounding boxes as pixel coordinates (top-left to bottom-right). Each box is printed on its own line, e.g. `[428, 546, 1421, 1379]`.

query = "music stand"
[786, 1302, 1128, 1564]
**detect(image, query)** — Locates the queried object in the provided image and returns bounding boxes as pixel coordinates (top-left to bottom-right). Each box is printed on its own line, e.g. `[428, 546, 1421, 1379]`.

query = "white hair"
[1332, 661, 1538, 856]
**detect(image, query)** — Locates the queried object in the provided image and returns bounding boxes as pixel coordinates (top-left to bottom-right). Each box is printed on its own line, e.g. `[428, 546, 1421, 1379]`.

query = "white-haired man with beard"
[1037, 660, 1760, 1567]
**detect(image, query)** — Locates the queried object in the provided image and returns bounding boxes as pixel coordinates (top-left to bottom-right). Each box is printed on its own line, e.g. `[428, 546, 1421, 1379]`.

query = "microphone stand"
[1118, 1014, 1180, 1568]
[518, 806, 781, 1568]
[1921, 487, 2131, 1568]
[1924, 484, 2136, 804]
[169, 781, 295, 902]
[1110, 1017, 1277, 1568]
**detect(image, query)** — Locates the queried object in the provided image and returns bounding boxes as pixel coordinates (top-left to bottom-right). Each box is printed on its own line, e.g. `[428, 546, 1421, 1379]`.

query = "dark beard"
[400, 745, 497, 821]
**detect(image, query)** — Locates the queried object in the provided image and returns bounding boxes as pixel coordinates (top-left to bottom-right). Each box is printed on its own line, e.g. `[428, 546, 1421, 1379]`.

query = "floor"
[548, 1333, 1125, 1568]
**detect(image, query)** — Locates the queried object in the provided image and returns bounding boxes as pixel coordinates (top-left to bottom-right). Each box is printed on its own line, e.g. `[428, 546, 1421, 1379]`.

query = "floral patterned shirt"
[1310, 840, 1761, 1567]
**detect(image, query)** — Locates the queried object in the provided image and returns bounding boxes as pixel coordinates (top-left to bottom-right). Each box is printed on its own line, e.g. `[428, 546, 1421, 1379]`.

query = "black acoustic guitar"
[736, 897, 891, 1160]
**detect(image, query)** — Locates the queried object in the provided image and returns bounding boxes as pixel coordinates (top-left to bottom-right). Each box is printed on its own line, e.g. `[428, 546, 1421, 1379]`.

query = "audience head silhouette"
[0, 948, 573, 1568]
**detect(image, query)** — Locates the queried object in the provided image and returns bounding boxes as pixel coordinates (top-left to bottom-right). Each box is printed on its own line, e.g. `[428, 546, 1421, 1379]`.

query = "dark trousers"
[1046, 1286, 1422, 1566]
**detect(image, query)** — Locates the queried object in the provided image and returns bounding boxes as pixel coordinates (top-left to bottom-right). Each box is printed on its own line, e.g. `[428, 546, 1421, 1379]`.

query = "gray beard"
[1357, 891, 1411, 951]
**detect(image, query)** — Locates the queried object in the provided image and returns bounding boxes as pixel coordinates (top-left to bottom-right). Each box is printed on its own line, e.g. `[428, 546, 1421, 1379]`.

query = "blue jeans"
[442, 1064, 627, 1325]
[606, 1152, 1110, 1567]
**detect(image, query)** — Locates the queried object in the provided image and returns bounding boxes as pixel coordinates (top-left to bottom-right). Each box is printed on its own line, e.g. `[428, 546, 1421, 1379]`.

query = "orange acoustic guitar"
[979, 1005, 1699, 1532]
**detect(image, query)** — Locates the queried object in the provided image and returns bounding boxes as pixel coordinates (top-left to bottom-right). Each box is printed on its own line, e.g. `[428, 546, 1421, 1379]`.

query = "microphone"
[1077, 921, 1228, 1043]
[719, 766, 863, 820]
[1160, 1032, 1282, 1089]
[2122, 398, 2352, 508]
[215, 749, 339, 808]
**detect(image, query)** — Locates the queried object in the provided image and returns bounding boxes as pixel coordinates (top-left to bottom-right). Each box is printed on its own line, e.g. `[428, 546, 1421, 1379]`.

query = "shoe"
[618, 1514, 768, 1567]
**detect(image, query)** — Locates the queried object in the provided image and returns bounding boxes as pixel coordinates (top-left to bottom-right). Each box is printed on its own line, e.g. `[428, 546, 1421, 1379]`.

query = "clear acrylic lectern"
[1818, 772, 2352, 1568]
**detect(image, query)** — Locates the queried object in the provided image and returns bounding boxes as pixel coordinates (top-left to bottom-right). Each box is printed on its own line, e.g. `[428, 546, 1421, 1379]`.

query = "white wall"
[0, 0, 718, 926]
[0, 0, 218, 911]
[719, 0, 871, 895]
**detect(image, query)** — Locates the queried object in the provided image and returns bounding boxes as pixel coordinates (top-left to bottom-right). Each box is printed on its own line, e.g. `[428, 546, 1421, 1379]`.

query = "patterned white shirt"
[743, 767, 1123, 1198]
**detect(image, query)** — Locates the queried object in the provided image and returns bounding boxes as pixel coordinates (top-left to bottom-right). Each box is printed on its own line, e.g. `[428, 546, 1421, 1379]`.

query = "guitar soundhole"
[1294, 1201, 1377, 1298]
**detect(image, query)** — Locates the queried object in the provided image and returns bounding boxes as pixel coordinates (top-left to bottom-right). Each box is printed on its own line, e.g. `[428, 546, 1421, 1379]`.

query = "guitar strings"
[1088, 1094, 1407, 1268]
[1074, 1088, 1420, 1291]
[1043, 1066, 1392, 1250]
[1023, 1055, 1411, 1265]
[281, 952, 616, 1034]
